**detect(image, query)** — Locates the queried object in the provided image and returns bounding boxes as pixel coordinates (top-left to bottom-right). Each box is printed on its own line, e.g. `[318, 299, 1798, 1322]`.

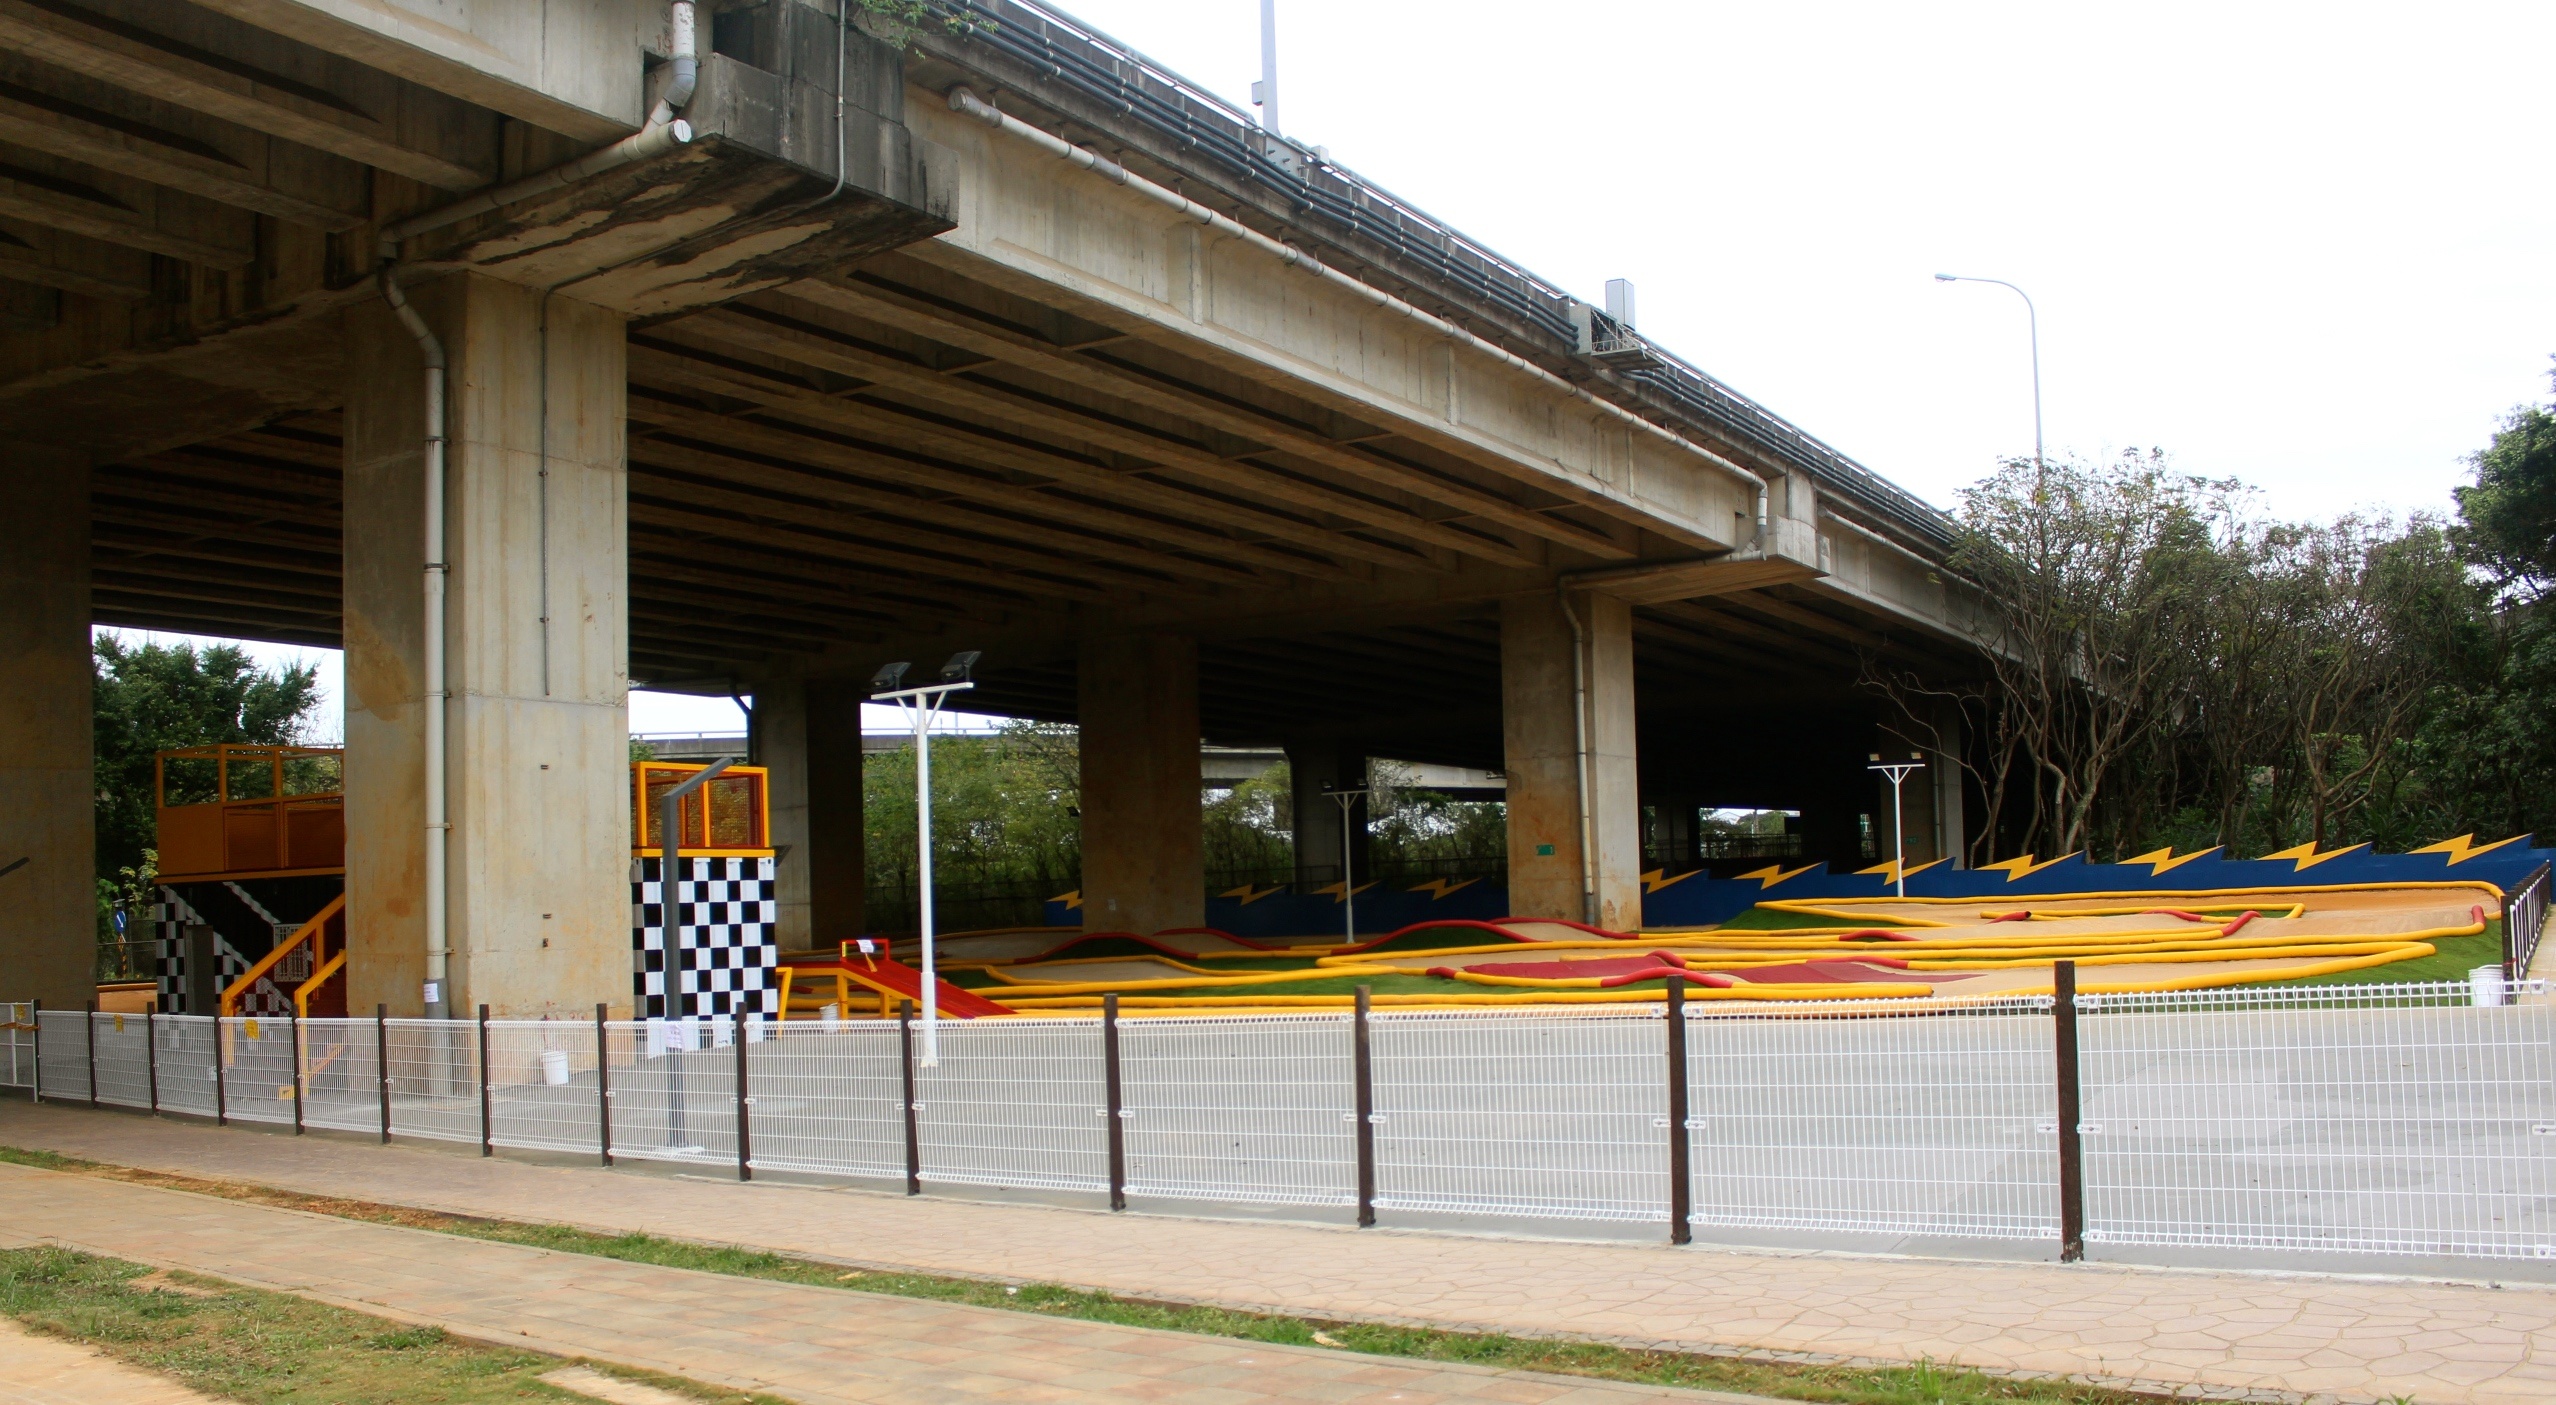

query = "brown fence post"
[85, 1003, 98, 1108]
[289, 1011, 305, 1134]
[373, 1004, 391, 1142]
[1666, 975, 1691, 1246]
[212, 1011, 226, 1126]
[733, 1006, 753, 1183]
[145, 1010, 160, 1114]
[2054, 959, 2086, 1263]
[27, 999, 39, 1103]
[595, 1003, 613, 1167]
[1353, 984, 1376, 1228]
[477, 1004, 492, 1157]
[1103, 993, 1126, 1211]
[898, 998, 921, 1196]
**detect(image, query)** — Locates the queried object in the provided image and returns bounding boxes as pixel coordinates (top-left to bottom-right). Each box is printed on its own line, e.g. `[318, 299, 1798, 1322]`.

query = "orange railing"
[156, 744, 344, 880]
[633, 761, 771, 854]
[221, 893, 344, 1017]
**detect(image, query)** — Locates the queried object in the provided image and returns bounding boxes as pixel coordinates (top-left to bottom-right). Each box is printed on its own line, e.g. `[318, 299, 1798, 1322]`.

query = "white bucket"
[2471, 964, 2509, 1007]
[539, 1047, 571, 1085]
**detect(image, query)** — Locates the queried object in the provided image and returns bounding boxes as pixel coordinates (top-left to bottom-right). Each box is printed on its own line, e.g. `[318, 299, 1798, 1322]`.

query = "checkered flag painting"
[632, 855, 779, 1019]
[151, 890, 255, 1015]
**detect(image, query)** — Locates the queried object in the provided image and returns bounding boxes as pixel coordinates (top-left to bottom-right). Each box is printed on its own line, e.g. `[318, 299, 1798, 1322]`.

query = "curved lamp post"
[1934, 273, 2044, 473]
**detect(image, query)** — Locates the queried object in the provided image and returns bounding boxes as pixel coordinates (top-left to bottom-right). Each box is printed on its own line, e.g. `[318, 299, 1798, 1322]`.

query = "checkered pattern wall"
[632, 856, 778, 1020]
[151, 890, 262, 1015]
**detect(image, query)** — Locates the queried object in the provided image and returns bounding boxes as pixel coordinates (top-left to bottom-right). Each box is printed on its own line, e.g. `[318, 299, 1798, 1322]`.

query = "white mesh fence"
[601, 1018, 740, 1168]
[2078, 981, 2556, 1260]
[1371, 1009, 1669, 1222]
[89, 1012, 154, 1111]
[1685, 997, 2062, 1240]
[1120, 1013, 1356, 1207]
[20, 984, 2556, 1265]
[912, 1017, 1108, 1193]
[746, 1020, 906, 1181]
[295, 1018, 383, 1137]
[3, 1002, 37, 1089]
[384, 1019, 482, 1144]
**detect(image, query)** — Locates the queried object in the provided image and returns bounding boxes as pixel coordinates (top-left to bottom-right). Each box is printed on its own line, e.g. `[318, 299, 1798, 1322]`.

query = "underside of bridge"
[0, 0, 1988, 1018]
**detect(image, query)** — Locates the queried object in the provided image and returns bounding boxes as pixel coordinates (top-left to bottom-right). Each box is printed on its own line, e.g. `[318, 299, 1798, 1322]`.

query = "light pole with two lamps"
[1868, 752, 1927, 899]
[869, 651, 980, 1067]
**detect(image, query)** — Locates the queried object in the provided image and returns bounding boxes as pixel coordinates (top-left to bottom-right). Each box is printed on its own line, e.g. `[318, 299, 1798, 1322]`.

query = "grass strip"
[0, 1243, 788, 1404]
[1, 1144, 2176, 1405]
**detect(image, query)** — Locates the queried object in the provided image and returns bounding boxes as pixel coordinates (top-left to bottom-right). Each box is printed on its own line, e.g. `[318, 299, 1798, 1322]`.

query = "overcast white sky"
[111, 3, 2556, 732]
[1051, 0, 2553, 521]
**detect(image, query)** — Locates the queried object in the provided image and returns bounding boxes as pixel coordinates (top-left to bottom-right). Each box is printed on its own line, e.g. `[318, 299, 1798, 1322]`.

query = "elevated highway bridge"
[0, 0, 1986, 1018]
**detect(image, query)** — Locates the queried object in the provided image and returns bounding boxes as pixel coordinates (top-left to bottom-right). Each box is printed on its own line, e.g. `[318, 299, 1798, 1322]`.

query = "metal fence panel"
[90, 1012, 153, 1110]
[1686, 999, 2062, 1241]
[2080, 982, 2556, 1259]
[1371, 1010, 1668, 1223]
[32, 1009, 84, 1101]
[216, 1015, 300, 1126]
[1120, 1013, 1356, 1208]
[485, 1020, 604, 1155]
[602, 1019, 739, 1168]
[913, 1017, 1107, 1193]
[2, 1002, 37, 1089]
[295, 1017, 382, 1136]
[383, 1019, 482, 1145]
[747, 1021, 906, 1180]
[154, 1015, 220, 1119]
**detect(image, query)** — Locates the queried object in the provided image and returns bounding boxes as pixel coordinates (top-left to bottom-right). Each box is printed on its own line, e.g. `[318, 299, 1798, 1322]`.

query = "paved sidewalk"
[0, 1317, 222, 1405]
[0, 1161, 1754, 1405]
[6, 1099, 2554, 1403]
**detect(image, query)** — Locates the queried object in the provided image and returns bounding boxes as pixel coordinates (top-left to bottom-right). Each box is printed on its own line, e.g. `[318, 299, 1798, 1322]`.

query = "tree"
[2451, 369, 2556, 596]
[92, 635, 323, 884]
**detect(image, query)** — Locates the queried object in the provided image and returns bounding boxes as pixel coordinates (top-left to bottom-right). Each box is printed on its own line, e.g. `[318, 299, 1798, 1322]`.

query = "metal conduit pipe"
[373, 2, 699, 1018]
[944, 87, 1772, 502]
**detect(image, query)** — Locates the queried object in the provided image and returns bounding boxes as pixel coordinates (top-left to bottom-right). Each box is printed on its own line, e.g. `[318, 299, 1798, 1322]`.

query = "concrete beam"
[1079, 633, 1202, 936]
[0, 444, 93, 1014]
[0, 0, 496, 191]
[1501, 592, 1640, 929]
[342, 271, 631, 1019]
[0, 50, 371, 228]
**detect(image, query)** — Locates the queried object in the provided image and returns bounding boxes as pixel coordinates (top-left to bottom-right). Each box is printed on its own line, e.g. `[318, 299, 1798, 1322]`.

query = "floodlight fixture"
[870, 660, 911, 694]
[1866, 752, 1930, 898]
[939, 650, 980, 683]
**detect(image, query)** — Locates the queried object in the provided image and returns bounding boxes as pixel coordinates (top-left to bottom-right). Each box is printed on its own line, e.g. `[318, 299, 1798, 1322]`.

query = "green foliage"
[92, 636, 322, 881]
[2452, 372, 2556, 595]
[865, 720, 1082, 908]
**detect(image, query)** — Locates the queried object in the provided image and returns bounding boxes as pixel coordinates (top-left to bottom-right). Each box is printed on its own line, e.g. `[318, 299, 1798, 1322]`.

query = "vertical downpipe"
[1557, 591, 1599, 927]
[378, 266, 451, 1023]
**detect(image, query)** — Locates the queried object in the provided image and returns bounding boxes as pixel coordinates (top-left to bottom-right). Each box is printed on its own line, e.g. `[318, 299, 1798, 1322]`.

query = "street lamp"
[871, 650, 980, 1066]
[1319, 782, 1370, 943]
[1934, 273, 2044, 473]
[1868, 752, 1926, 899]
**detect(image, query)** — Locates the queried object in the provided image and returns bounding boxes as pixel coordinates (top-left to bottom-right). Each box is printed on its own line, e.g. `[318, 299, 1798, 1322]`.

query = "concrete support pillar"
[1501, 592, 1641, 929]
[342, 273, 630, 1019]
[761, 678, 867, 951]
[1078, 634, 1202, 935]
[0, 447, 93, 1013]
[1933, 699, 1967, 869]
[1283, 739, 1367, 889]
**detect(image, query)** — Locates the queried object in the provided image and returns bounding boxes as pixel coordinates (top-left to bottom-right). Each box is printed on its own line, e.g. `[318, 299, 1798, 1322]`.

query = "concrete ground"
[0, 1318, 224, 1405]
[4, 1098, 2553, 1404]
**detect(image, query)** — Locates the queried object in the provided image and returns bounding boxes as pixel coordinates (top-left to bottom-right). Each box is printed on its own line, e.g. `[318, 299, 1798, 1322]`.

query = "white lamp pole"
[1323, 784, 1370, 942]
[870, 653, 979, 1066]
[1255, 0, 1282, 135]
[1867, 752, 1927, 899]
[1934, 273, 2043, 474]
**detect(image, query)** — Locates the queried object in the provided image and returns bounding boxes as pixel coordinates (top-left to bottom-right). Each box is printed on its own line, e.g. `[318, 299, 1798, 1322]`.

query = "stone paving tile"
[3, 1099, 2552, 1404]
[0, 1161, 1749, 1405]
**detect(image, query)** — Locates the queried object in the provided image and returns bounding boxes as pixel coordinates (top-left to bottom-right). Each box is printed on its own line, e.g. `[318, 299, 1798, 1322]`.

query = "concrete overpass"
[0, 0, 1986, 1018]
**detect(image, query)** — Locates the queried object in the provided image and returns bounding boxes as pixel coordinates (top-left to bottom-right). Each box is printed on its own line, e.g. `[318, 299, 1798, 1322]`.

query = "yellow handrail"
[292, 949, 347, 1019]
[222, 892, 345, 1017]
